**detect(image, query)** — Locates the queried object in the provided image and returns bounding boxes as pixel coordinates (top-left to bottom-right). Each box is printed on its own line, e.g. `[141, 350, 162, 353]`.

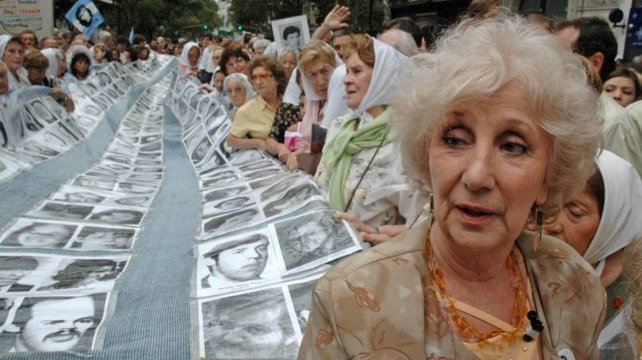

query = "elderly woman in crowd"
[178, 42, 200, 77]
[543, 150, 642, 356]
[0, 35, 29, 90]
[222, 72, 254, 118]
[299, 15, 605, 359]
[23, 50, 75, 112]
[602, 67, 641, 108]
[314, 34, 422, 227]
[226, 56, 286, 150]
[268, 40, 342, 170]
[278, 47, 298, 80]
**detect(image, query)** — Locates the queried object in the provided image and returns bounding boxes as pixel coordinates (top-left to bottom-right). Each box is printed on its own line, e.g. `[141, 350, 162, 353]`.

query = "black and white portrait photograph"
[202, 185, 250, 203]
[0, 293, 108, 352]
[273, 210, 361, 272]
[27, 202, 94, 221]
[0, 220, 76, 249]
[115, 181, 157, 195]
[190, 137, 213, 164]
[70, 225, 136, 251]
[201, 170, 241, 189]
[197, 231, 281, 296]
[88, 208, 144, 226]
[262, 183, 323, 219]
[199, 288, 298, 359]
[203, 196, 254, 217]
[287, 277, 321, 334]
[202, 208, 261, 236]
[37, 257, 129, 292]
[237, 158, 279, 173]
[258, 173, 310, 201]
[271, 15, 310, 51]
[242, 167, 285, 182]
[0, 255, 44, 293]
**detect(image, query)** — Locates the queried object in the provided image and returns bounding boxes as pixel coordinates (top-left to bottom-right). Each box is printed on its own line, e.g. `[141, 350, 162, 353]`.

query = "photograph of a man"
[75, 5, 93, 27]
[263, 183, 321, 218]
[89, 209, 143, 226]
[29, 202, 94, 220]
[71, 226, 135, 250]
[0, 256, 39, 293]
[203, 185, 249, 203]
[201, 288, 298, 359]
[203, 208, 260, 235]
[275, 211, 357, 271]
[200, 234, 270, 289]
[38, 259, 126, 291]
[283, 25, 301, 49]
[1, 294, 104, 352]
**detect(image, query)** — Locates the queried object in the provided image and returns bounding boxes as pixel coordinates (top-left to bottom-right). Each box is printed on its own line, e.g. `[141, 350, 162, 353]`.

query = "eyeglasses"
[251, 73, 273, 81]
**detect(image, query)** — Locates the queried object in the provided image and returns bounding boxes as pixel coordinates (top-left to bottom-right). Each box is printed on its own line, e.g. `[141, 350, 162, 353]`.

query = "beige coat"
[298, 220, 606, 359]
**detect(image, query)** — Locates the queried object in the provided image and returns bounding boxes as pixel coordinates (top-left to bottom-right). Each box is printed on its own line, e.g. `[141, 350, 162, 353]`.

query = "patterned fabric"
[298, 220, 606, 359]
[269, 102, 301, 142]
[315, 112, 424, 228]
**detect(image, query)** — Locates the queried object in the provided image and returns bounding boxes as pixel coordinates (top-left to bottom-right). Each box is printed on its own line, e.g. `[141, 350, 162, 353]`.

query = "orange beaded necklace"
[425, 239, 530, 347]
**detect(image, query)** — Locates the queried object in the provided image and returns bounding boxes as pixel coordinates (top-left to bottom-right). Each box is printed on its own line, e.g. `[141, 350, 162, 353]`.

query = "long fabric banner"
[0, 55, 363, 359]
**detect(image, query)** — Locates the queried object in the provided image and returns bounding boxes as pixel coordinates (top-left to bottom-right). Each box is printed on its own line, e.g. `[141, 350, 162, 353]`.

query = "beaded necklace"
[425, 240, 530, 348]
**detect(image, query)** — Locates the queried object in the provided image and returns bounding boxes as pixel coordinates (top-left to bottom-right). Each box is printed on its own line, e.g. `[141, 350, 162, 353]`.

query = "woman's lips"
[455, 205, 496, 225]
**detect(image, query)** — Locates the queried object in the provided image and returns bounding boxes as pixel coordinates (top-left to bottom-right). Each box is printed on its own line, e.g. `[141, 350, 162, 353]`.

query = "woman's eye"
[501, 141, 528, 154]
[565, 203, 584, 218]
[442, 127, 469, 147]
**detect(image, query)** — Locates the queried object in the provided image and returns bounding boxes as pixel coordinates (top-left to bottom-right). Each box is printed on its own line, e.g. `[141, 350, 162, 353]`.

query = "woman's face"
[344, 52, 372, 109]
[188, 46, 200, 67]
[212, 48, 223, 67]
[251, 66, 277, 100]
[226, 79, 247, 107]
[543, 184, 600, 256]
[279, 52, 297, 80]
[226, 55, 248, 76]
[603, 76, 637, 107]
[74, 58, 89, 75]
[304, 58, 334, 99]
[428, 82, 550, 253]
[3, 41, 25, 74]
[56, 54, 66, 76]
[213, 72, 225, 92]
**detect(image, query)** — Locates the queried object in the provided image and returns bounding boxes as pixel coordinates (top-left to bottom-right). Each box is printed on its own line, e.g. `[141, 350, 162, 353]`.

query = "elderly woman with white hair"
[222, 72, 255, 119]
[299, 14, 605, 359]
[178, 42, 200, 77]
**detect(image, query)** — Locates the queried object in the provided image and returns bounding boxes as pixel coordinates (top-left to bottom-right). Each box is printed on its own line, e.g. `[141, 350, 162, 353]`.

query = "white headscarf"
[0, 35, 10, 61]
[321, 64, 348, 128]
[180, 42, 200, 68]
[41, 48, 60, 79]
[584, 150, 642, 274]
[350, 38, 410, 122]
[282, 67, 301, 105]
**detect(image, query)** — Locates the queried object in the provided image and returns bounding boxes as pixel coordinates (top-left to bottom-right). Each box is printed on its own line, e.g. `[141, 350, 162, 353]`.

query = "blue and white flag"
[65, 0, 104, 38]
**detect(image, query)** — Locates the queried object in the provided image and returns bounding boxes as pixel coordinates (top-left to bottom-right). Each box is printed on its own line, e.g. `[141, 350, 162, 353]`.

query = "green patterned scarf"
[321, 108, 392, 210]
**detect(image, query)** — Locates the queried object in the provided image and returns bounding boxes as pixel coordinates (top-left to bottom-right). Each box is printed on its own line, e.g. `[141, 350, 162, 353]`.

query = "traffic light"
[237, 24, 243, 31]
[203, 24, 209, 30]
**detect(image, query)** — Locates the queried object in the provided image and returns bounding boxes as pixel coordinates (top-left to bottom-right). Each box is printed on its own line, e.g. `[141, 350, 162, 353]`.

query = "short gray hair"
[393, 14, 603, 215]
[378, 28, 417, 57]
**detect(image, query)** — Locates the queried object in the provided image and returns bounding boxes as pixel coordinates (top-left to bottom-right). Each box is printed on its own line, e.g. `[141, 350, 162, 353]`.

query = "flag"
[65, 0, 104, 38]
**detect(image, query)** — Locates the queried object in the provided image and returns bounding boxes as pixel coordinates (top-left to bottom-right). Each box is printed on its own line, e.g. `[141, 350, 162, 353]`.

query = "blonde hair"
[298, 40, 336, 74]
[393, 14, 603, 215]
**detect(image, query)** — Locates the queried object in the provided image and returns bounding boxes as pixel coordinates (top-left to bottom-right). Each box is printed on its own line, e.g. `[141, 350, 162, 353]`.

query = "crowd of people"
[1, 0, 642, 358]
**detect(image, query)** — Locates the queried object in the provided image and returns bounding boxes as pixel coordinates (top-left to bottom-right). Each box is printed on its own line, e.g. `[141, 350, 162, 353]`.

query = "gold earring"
[534, 206, 543, 251]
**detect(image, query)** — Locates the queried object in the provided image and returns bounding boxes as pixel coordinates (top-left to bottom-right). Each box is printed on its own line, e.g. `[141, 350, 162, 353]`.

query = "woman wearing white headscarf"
[314, 35, 423, 228]
[0, 35, 30, 91]
[178, 42, 200, 78]
[40, 48, 64, 87]
[543, 150, 642, 355]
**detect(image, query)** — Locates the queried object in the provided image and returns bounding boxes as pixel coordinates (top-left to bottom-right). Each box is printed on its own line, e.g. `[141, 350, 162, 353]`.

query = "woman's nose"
[462, 148, 495, 193]
[543, 217, 563, 237]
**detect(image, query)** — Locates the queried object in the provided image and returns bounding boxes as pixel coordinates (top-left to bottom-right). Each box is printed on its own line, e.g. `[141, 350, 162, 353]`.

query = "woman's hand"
[323, 5, 351, 31]
[50, 88, 75, 113]
[333, 212, 406, 245]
